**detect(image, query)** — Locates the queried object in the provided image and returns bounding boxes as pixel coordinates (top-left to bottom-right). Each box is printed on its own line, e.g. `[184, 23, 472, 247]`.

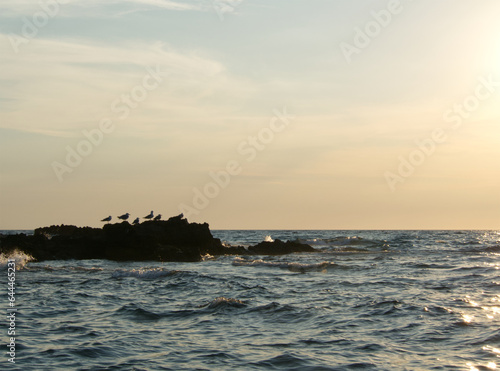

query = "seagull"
[154, 214, 162, 221]
[132, 217, 140, 225]
[117, 213, 130, 221]
[143, 211, 154, 220]
[101, 216, 112, 222]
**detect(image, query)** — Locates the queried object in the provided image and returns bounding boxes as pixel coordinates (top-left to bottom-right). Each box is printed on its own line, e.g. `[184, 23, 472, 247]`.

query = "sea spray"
[0, 250, 34, 270]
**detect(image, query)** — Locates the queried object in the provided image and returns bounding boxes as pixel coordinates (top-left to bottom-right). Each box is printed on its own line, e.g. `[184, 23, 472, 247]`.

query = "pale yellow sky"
[0, 0, 499, 229]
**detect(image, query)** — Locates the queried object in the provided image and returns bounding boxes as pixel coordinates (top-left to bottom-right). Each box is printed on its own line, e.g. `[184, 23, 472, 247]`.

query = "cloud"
[211, 0, 243, 16]
[123, 0, 200, 11]
[0, 36, 229, 136]
[0, 0, 243, 18]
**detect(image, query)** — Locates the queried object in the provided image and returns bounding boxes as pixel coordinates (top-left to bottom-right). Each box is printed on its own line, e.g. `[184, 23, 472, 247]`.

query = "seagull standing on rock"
[143, 211, 154, 220]
[117, 213, 130, 221]
[132, 217, 140, 225]
[101, 216, 112, 223]
[154, 214, 162, 221]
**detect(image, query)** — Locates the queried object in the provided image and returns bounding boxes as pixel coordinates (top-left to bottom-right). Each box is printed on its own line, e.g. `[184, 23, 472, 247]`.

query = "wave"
[453, 244, 500, 254]
[111, 267, 180, 279]
[115, 304, 162, 321]
[327, 236, 379, 246]
[26, 265, 104, 273]
[0, 249, 34, 270]
[484, 245, 500, 253]
[71, 266, 104, 272]
[298, 236, 388, 250]
[232, 257, 335, 272]
[203, 297, 246, 309]
[250, 352, 337, 370]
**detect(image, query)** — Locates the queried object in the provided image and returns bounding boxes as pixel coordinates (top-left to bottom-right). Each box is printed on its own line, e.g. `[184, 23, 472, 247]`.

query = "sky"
[0, 0, 499, 230]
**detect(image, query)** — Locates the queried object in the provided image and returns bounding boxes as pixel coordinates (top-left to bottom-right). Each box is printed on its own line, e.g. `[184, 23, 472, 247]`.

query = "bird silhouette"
[101, 216, 112, 222]
[132, 217, 140, 225]
[117, 213, 130, 221]
[154, 214, 162, 221]
[143, 211, 154, 220]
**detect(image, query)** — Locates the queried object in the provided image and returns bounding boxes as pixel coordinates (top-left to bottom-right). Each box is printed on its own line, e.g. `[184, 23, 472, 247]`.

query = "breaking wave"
[264, 235, 274, 242]
[0, 249, 34, 270]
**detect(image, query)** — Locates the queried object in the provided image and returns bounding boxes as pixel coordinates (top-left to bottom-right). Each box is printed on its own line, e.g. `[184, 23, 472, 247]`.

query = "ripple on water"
[11, 230, 500, 370]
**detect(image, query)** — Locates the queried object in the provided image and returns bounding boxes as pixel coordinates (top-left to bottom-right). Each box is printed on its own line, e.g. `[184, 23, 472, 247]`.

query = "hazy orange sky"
[1, 0, 499, 229]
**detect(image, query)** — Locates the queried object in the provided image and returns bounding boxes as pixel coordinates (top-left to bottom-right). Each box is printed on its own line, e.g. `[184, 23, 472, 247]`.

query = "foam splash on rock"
[264, 235, 274, 242]
[0, 249, 34, 270]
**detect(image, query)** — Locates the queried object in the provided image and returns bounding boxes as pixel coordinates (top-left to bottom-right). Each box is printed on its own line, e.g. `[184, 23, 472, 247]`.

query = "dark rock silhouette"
[248, 239, 316, 255]
[0, 215, 316, 262]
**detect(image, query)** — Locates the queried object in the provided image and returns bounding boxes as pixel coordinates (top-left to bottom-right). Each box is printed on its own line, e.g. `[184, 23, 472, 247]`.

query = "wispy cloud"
[0, 0, 223, 17]
[123, 0, 200, 11]
[0, 36, 228, 136]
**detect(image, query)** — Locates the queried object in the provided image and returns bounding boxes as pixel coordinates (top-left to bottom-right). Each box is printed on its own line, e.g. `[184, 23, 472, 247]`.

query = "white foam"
[201, 253, 215, 261]
[0, 250, 34, 270]
[264, 235, 274, 242]
[112, 267, 177, 279]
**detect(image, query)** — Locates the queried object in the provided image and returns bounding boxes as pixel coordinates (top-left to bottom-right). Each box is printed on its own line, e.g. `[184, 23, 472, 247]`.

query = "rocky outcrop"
[247, 239, 316, 255]
[0, 215, 316, 262]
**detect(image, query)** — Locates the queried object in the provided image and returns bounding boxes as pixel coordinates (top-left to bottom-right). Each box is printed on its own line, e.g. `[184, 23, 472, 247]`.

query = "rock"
[0, 216, 317, 262]
[1, 216, 219, 262]
[248, 239, 315, 255]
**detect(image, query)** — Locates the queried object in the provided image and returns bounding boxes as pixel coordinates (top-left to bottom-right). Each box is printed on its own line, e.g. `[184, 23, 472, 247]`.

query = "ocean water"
[2, 230, 500, 370]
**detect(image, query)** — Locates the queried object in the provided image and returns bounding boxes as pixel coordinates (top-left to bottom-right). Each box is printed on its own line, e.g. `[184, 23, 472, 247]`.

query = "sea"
[1, 229, 499, 370]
